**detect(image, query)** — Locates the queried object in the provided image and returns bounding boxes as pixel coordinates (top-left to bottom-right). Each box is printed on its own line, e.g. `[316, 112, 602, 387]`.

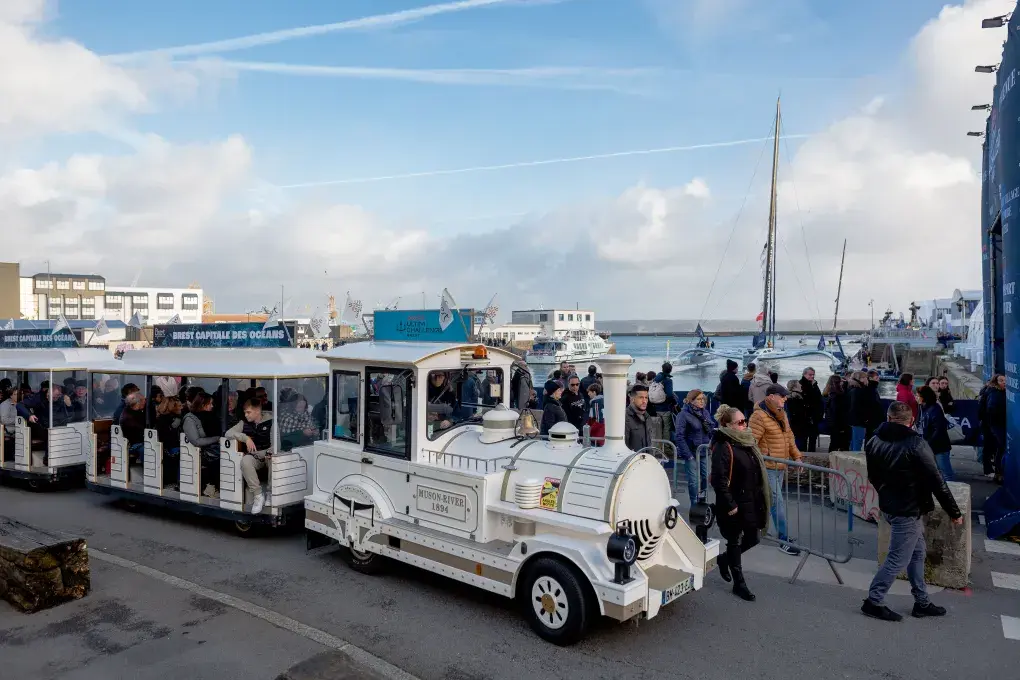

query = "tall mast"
[833, 239, 847, 332]
[760, 97, 781, 345]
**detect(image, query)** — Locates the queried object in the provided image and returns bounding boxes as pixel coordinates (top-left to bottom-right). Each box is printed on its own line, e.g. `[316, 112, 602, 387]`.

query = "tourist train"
[0, 319, 717, 645]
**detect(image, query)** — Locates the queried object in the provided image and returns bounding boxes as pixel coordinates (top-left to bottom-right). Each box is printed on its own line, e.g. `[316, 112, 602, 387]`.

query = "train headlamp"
[689, 501, 715, 544]
[664, 505, 679, 530]
[607, 522, 637, 584]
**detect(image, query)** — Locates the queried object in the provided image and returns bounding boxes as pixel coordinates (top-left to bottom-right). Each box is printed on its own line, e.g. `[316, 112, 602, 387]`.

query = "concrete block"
[828, 451, 879, 522]
[876, 482, 972, 590]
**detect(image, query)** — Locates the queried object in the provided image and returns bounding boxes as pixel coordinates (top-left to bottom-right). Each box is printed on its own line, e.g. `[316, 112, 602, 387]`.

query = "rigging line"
[695, 118, 777, 324]
[777, 231, 823, 332]
[710, 217, 772, 317]
[779, 118, 825, 327]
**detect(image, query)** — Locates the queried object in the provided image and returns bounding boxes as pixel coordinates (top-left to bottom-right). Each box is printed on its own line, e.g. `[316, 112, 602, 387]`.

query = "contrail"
[269, 134, 814, 190]
[106, 0, 519, 62]
[206, 61, 653, 84]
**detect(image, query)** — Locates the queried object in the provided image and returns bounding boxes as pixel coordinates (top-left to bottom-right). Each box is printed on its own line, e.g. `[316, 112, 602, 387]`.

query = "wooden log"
[0, 517, 90, 613]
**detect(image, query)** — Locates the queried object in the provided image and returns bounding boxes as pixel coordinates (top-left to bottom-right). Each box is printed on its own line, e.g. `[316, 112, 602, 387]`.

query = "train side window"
[364, 368, 410, 459]
[332, 371, 360, 442]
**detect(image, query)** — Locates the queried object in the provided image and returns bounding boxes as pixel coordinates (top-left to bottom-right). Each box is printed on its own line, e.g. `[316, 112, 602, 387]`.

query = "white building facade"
[19, 274, 203, 326]
[480, 309, 599, 343]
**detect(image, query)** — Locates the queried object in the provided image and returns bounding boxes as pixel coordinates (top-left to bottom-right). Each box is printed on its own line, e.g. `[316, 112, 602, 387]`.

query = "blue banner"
[0, 328, 77, 349]
[373, 309, 474, 343]
[152, 322, 291, 348]
[985, 8, 1020, 540]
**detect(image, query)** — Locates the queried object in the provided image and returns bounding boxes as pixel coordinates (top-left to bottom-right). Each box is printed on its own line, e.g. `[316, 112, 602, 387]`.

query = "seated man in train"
[119, 391, 147, 463]
[279, 392, 318, 450]
[112, 383, 140, 424]
[225, 397, 274, 514]
[426, 372, 456, 433]
[254, 386, 273, 413]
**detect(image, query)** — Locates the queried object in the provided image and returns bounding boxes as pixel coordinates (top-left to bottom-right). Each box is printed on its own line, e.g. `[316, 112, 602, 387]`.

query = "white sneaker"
[251, 493, 265, 514]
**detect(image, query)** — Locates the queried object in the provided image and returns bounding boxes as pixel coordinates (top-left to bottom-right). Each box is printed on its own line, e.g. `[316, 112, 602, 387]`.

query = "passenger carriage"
[0, 348, 112, 488]
[85, 347, 328, 534]
[304, 341, 720, 645]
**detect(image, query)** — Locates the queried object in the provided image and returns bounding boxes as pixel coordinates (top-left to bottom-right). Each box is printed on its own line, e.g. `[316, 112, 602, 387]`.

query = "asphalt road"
[2, 476, 1017, 680]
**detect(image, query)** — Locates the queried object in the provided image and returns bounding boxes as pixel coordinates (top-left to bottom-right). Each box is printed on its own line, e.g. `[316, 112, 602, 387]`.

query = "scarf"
[687, 404, 713, 432]
[716, 426, 772, 534]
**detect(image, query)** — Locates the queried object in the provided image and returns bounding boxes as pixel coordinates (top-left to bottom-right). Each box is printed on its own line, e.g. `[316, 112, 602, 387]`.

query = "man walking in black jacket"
[862, 401, 963, 622]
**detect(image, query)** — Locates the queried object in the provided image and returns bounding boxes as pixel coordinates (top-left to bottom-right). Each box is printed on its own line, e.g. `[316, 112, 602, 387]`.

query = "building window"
[132, 295, 148, 306]
[36, 280, 52, 289]
[72, 280, 86, 290]
[540, 314, 548, 322]
[81, 308, 95, 320]
[105, 294, 123, 309]
[88, 281, 105, 291]
[182, 294, 199, 310]
[568, 314, 574, 321]
[585, 314, 591, 321]
[157, 294, 175, 310]
[56, 280, 70, 290]
[558, 314, 564, 321]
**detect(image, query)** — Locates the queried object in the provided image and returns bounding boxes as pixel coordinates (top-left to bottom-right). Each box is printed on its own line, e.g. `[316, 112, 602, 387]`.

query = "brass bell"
[517, 409, 539, 437]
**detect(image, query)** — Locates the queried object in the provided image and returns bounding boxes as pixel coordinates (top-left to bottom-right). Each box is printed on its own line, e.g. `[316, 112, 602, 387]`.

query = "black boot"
[717, 553, 732, 583]
[731, 566, 755, 602]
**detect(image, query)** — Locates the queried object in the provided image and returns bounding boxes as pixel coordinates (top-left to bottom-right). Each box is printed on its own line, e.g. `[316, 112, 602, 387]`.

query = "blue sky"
[3, 0, 1001, 320]
[40, 0, 951, 236]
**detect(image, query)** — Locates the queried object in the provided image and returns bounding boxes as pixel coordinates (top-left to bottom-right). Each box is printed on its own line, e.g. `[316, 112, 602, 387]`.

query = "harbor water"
[605, 334, 889, 396]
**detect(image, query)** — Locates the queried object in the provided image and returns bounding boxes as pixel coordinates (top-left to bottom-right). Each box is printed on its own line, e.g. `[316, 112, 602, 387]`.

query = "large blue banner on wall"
[0, 328, 77, 349]
[985, 6, 1020, 540]
[373, 309, 475, 343]
[983, 117, 994, 381]
[152, 323, 291, 348]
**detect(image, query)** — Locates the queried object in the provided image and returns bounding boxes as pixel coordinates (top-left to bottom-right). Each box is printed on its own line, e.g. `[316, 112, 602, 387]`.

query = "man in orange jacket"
[749, 383, 803, 556]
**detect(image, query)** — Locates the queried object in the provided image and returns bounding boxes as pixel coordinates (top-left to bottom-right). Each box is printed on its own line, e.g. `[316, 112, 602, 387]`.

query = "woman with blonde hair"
[710, 404, 770, 602]
[673, 389, 716, 506]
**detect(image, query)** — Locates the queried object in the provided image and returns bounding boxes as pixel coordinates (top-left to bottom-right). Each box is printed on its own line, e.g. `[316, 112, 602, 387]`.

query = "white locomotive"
[304, 342, 719, 645]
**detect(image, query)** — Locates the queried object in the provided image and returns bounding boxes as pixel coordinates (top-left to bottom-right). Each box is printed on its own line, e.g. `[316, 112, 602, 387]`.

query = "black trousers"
[720, 523, 760, 569]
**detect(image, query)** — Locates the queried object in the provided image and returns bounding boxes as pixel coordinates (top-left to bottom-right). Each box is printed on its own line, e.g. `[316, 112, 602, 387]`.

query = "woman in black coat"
[823, 375, 850, 452]
[710, 404, 771, 602]
[917, 386, 953, 482]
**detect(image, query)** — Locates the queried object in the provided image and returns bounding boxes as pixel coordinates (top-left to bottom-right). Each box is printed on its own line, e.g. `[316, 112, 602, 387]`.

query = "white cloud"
[0, 0, 1009, 322]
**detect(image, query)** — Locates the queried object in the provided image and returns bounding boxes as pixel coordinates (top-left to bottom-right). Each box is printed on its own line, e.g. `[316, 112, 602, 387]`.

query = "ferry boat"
[525, 329, 611, 375]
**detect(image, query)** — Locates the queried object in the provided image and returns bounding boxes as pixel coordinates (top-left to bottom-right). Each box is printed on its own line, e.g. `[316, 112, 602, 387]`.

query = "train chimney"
[598, 354, 634, 446]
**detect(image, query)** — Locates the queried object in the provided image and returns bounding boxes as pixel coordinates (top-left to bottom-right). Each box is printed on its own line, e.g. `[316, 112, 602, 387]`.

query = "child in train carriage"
[225, 397, 274, 514]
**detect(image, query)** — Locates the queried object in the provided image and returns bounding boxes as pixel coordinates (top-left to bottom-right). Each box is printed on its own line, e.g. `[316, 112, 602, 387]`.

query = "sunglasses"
[733, 418, 747, 426]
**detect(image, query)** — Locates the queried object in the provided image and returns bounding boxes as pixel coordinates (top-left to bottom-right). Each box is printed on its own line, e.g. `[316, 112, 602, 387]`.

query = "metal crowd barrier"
[688, 443, 860, 585]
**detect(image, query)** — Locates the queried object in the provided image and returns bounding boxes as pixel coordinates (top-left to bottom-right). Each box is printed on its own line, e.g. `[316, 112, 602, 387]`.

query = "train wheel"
[233, 519, 257, 536]
[339, 545, 385, 575]
[520, 557, 590, 646]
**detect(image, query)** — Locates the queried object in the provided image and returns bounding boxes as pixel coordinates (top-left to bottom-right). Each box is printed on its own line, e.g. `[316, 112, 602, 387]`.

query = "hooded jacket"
[673, 403, 716, 461]
[747, 373, 775, 406]
[540, 396, 567, 436]
[749, 400, 802, 471]
[865, 421, 961, 518]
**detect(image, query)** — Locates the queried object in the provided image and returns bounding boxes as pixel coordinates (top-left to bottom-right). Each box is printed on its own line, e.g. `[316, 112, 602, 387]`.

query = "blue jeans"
[766, 469, 788, 541]
[868, 514, 930, 606]
[683, 455, 709, 506]
[934, 452, 954, 482]
[851, 426, 867, 451]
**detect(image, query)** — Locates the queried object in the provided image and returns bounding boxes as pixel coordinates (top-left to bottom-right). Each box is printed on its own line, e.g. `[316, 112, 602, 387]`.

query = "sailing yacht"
[677, 97, 845, 373]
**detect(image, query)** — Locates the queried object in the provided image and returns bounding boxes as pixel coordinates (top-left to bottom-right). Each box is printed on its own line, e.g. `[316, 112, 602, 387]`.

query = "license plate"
[660, 576, 694, 606]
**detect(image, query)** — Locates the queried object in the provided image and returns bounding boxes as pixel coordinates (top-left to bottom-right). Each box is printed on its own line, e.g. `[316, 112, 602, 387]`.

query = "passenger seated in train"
[481, 370, 501, 407]
[427, 372, 456, 433]
[92, 376, 120, 419]
[112, 383, 140, 424]
[225, 398, 274, 514]
[1, 382, 16, 460]
[182, 392, 220, 499]
[279, 391, 318, 450]
[120, 391, 147, 462]
[255, 386, 273, 413]
[70, 380, 88, 420]
[156, 396, 184, 488]
[18, 381, 75, 448]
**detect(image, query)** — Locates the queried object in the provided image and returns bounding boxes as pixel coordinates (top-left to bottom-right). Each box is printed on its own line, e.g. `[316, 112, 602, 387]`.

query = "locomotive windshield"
[425, 368, 504, 440]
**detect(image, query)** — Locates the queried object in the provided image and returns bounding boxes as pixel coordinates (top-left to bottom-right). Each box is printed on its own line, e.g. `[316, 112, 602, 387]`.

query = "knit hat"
[544, 379, 564, 396]
[726, 359, 739, 371]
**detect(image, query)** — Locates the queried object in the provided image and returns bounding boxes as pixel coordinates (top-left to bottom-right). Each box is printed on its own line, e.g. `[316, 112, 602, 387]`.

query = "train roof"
[0, 348, 112, 371]
[319, 341, 520, 367]
[91, 348, 328, 378]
